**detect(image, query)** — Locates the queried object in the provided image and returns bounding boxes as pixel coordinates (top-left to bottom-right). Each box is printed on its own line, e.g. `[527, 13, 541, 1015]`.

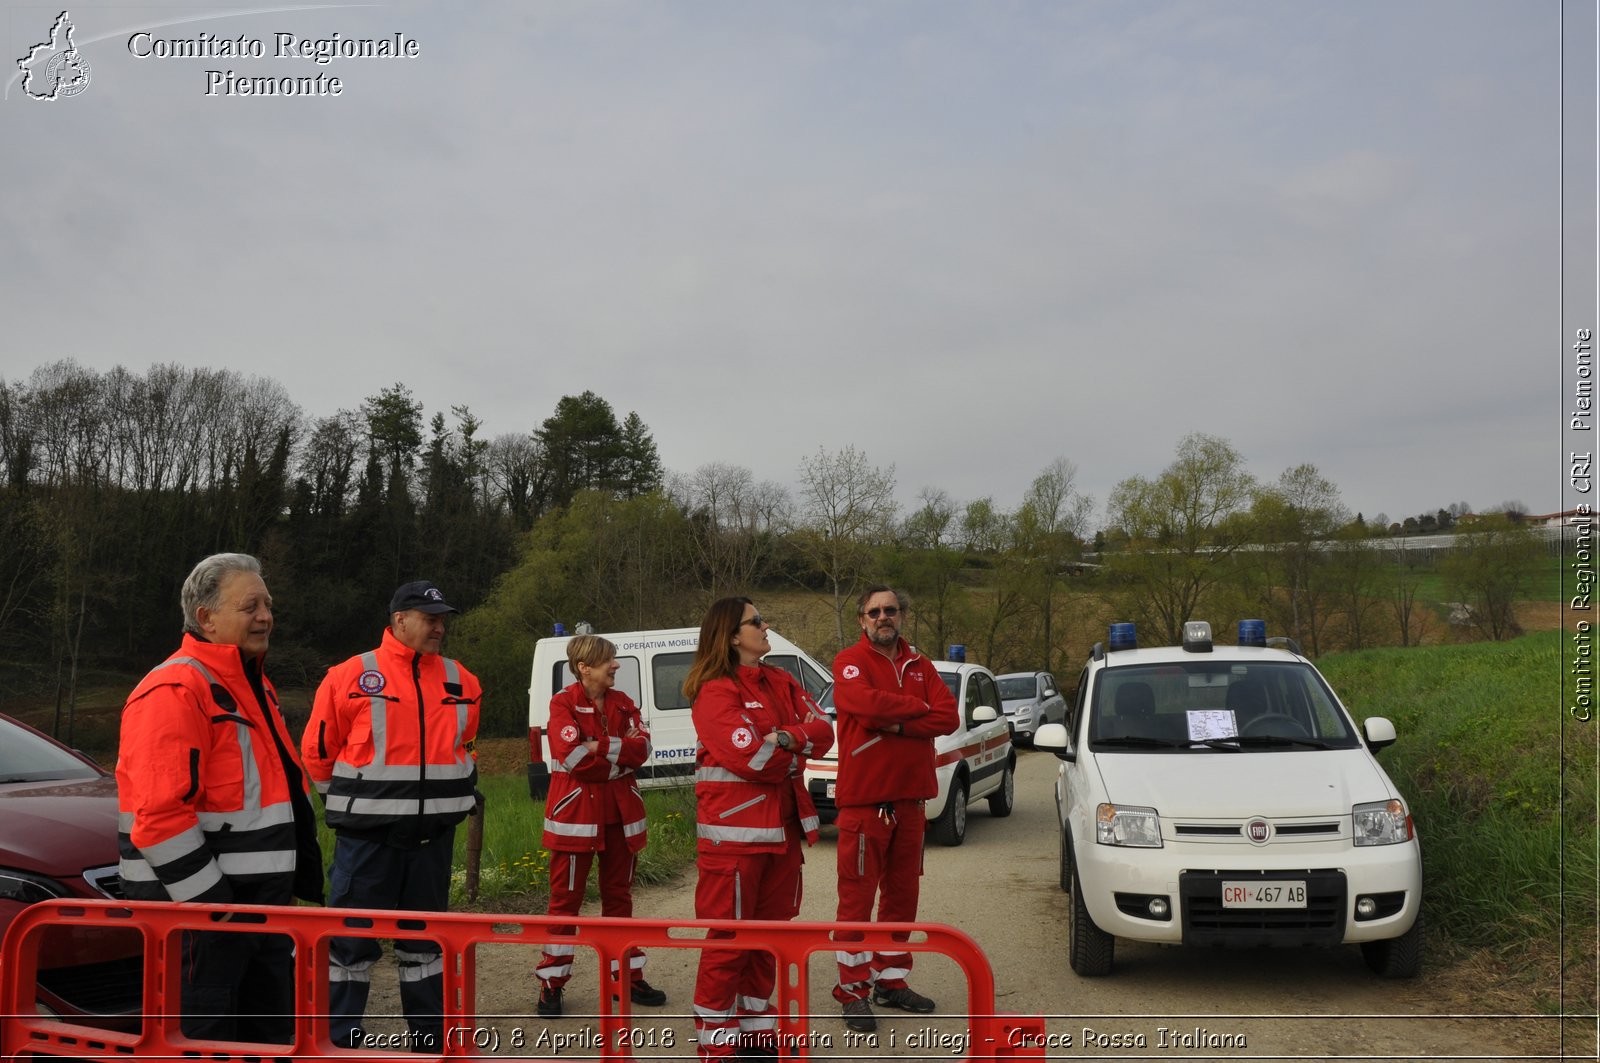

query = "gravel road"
[361, 750, 1572, 1061]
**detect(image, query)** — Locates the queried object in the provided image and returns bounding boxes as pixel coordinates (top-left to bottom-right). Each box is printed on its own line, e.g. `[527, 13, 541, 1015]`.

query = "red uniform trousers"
[536, 821, 646, 989]
[691, 836, 803, 1059]
[832, 799, 926, 1002]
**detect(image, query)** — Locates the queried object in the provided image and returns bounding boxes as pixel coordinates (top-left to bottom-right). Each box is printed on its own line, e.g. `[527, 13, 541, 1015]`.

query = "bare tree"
[483, 432, 544, 528]
[1015, 458, 1093, 670]
[795, 446, 897, 649]
[897, 487, 965, 655]
[1252, 463, 1348, 655]
[675, 462, 792, 598]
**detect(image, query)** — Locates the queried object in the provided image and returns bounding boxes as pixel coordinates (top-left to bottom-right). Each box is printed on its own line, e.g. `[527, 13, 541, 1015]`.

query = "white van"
[526, 627, 832, 799]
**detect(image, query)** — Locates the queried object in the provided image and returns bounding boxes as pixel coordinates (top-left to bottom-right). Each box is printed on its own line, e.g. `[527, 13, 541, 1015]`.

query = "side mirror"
[1034, 722, 1075, 762]
[1363, 717, 1397, 752]
[972, 705, 999, 723]
[1043, 689, 1057, 698]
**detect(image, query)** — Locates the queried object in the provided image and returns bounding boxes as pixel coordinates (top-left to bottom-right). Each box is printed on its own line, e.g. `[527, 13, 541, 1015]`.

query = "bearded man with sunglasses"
[828, 584, 959, 1033]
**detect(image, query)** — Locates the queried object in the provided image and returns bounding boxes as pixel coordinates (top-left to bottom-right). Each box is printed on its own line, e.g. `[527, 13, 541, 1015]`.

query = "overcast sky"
[3, 1, 1588, 530]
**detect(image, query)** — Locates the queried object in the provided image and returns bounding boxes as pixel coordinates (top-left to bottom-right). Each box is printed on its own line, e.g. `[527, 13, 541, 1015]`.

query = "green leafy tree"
[1105, 433, 1256, 645]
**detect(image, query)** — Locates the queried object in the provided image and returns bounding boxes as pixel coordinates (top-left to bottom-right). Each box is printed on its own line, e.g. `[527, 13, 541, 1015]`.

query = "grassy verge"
[1319, 630, 1595, 1010]
[312, 778, 700, 913]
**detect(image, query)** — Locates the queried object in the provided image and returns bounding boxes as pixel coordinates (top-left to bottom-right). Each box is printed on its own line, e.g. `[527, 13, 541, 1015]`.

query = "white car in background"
[805, 661, 1016, 846]
[995, 670, 1067, 743]
[1036, 619, 1423, 978]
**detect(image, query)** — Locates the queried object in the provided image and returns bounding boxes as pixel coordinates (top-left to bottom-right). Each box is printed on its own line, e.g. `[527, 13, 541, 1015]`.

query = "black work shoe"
[841, 997, 877, 1032]
[536, 986, 563, 1018]
[629, 979, 667, 1006]
[873, 985, 935, 1013]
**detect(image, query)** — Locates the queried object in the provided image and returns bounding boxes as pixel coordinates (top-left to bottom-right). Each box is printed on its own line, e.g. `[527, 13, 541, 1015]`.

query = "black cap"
[389, 580, 458, 615]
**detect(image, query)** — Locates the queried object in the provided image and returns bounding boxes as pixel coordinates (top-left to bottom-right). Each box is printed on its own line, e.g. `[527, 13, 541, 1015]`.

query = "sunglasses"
[864, 606, 900, 619]
[739, 615, 767, 628]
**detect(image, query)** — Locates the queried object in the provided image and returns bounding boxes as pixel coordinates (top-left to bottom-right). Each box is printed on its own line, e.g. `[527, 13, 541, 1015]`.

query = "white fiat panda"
[1034, 620, 1423, 978]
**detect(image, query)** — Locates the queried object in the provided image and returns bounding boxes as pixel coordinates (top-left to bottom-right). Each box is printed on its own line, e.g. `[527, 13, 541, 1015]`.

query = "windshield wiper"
[1178, 738, 1244, 752]
[1093, 735, 1183, 748]
[1216, 735, 1333, 750]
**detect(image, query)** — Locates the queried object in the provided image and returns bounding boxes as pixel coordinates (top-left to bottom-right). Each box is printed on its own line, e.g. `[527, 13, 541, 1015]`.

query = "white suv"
[1035, 620, 1423, 978]
[805, 660, 1016, 846]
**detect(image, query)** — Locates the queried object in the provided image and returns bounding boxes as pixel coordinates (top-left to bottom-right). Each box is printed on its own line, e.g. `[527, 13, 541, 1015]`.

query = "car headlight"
[1096, 803, 1162, 847]
[0, 868, 69, 905]
[1353, 799, 1412, 846]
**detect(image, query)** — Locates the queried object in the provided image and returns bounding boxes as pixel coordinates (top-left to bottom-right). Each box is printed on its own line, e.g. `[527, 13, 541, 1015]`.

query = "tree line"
[0, 363, 1543, 741]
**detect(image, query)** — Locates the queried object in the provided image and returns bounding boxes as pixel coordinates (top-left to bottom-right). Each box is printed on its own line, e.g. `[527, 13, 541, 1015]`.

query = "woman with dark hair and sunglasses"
[682, 597, 834, 1060]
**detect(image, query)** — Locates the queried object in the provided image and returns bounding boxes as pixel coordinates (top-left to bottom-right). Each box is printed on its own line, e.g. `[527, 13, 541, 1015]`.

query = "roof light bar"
[1108, 622, 1137, 652]
[1182, 620, 1213, 653]
[1238, 619, 1267, 647]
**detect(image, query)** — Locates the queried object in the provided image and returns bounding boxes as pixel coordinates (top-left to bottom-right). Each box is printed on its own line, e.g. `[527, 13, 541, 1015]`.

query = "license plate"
[1220, 881, 1307, 908]
[826, 781, 836, 799]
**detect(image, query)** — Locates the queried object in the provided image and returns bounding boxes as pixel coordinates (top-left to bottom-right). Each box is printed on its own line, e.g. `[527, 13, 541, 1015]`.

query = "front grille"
[36, 953, 144, 1019]
[1181, 869, 1346, 947]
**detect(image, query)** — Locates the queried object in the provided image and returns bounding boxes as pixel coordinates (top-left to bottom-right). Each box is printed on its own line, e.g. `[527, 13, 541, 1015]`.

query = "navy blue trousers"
[326, 831, 454, 1052]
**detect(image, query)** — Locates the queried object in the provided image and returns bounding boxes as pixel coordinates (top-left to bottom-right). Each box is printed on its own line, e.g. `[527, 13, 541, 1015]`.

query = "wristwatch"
[775, 730, 793, 750]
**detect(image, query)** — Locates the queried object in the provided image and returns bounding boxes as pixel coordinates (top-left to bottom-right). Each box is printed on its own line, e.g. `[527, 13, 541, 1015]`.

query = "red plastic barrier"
[1, 899, 1043, 1061]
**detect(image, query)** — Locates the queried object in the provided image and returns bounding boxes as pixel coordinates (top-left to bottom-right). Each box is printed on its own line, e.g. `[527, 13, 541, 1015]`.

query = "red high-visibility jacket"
[541, 683, 651, 853]
[302, 629, 480, 840]
[116, 635, 313, 903]
[692, 664, 834, 854]
[831, 634, 959, 807]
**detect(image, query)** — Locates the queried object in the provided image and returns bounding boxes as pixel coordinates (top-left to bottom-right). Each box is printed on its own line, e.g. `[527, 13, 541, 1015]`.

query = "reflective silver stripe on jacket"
[696, 822, 785, 844]
[544, 818, 600, 838]
[852, 735, 882, 756]
[196, 801, 296, 833]
[216, 849, 296, 876]
[360, 651, 389, 771]
[695, 766, 745, 785]
[330, 761, 477, 782]
[719, 794, 767, 818]
[323, 795, 477, 818]
[746, 739, 776, 772]
[622, 815, 648, 840]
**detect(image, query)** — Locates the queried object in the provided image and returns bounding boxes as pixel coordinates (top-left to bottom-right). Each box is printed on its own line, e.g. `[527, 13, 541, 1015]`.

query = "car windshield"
[939, 672, 959, 699]
[1089, 661, 1360, 752]
[997, 677, 1036, 701]
[0, 718, 101, 782]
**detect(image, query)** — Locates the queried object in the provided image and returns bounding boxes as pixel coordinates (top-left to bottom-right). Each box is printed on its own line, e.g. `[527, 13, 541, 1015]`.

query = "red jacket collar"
[376, 627, 430, 666]
[855, 631, 917, 667]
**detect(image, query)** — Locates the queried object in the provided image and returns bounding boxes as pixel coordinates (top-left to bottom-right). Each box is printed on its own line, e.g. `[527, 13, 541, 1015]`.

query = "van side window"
[764, 655, 828, 696]
[557, 657, 644, 706]
[651, 652, 695, 711]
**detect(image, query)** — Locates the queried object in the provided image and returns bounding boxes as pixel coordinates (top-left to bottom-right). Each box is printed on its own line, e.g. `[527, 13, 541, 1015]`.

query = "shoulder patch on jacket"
[841, 664, 860, 680]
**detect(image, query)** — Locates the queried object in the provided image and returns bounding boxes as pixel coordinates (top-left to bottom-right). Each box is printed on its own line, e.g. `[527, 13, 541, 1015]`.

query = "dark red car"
[0, 712, 141, 1025]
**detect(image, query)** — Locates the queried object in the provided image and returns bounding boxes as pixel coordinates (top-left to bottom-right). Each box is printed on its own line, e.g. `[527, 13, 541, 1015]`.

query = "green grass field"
[1319, 629, 1594, 1009]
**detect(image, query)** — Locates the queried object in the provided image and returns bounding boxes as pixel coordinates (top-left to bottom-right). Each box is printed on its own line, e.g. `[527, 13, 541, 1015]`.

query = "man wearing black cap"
[302, 580, 482, 1052]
